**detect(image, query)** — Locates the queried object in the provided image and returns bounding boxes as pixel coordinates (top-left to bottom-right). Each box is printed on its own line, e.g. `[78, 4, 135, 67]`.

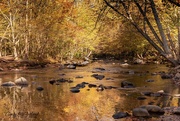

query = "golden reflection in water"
[0, 85, 118, 120]
[0, 63, 178, 121]
[0, 86, 40, 121]
[63, 88, 122, 121]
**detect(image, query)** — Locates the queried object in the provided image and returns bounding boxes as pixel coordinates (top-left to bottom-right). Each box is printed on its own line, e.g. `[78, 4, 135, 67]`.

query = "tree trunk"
[103, 0, 179, 66]
[150, 0, 171, 54]
[178, 7, 180, 63]
[9, 12, 18, 60]
[24, 0, 29, 60]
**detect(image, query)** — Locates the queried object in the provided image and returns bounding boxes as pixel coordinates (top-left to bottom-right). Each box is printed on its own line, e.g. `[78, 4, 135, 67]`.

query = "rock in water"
[67, 64, 76, 69]
[121, 81, 135, 88]
[112, 112, 130, 119]
[49, 80, 56, 85]
[15, 77, 28, 86]
[36, 86, 44, 91]
[91, 74, 105, 80]
[1, 81, 16, 86]
[140, 105, 164, 114]
[70, 88, 80, 93]
[133, 108, 150, 117]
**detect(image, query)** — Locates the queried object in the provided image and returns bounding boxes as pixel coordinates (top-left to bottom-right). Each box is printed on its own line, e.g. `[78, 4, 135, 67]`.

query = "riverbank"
[0, 58, 48, 71]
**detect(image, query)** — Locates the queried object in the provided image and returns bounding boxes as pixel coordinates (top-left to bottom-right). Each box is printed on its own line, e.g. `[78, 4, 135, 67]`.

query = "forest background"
[0, 0, 179, 65]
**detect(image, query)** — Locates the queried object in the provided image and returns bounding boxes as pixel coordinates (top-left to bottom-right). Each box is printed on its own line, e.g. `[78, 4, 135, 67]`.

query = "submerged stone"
[70, 88, 80, 93]
[96, 85, 104, 91]
[49, 80, 56, 85]
[161, 74, 173, 79]
[1, 81, 15, 86]
[112, 112, 130, 119]
[88, 84, 97, 88]
[133, 108, 150, 117]
[137, 96, 147, 100]
[91, 74, 105, 80]
[140, 105, 165, 115]
[141, 91, 153, 96]
[76, 83, 85, 88]
[121, 81, 135, 88]
[36, 86, 44, 91]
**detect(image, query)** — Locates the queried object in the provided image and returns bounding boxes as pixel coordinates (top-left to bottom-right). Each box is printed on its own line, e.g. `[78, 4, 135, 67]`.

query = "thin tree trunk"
[178, 7, 180, 63]
[9, 12, 18, 59]
[134, 1, 163, 47]
[166, 27, 177, 59]
[150, 0, 171, 54]
[24, 0, 29, 60]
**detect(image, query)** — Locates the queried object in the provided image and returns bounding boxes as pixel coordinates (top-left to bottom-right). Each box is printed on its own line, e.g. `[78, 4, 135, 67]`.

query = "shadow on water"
[0, 60, 179, 120]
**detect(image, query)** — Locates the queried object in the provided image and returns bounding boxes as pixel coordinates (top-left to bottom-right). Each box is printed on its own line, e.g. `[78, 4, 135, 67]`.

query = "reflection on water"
[0, 61, 179, 121]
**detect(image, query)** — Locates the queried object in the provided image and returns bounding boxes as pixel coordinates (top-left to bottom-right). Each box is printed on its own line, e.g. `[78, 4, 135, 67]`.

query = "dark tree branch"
[134, 1, 164, 47]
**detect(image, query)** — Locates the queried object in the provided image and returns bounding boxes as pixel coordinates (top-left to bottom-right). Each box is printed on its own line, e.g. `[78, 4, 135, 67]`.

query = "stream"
[0, 60, 179, 121]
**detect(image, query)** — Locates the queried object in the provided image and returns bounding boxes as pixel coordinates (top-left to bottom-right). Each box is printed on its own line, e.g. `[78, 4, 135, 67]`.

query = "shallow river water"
[0, 60, 179, 121]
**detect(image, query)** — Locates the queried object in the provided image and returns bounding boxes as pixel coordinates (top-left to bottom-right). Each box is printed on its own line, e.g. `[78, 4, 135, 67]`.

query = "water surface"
[0, 60, 178, 121]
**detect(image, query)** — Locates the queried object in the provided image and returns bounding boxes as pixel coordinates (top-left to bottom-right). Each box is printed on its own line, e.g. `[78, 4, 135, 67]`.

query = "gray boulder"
[133, 108, 150, 117]
[15, 77, 28, 85]
[140, 105, 165, 115]
[1, 81, 16, 86]
[36, 86, 44, 91]
[112, 112, 130, 119]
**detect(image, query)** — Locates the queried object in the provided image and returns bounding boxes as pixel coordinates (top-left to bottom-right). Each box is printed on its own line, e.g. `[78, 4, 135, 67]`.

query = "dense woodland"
[0, 0, 180, 66]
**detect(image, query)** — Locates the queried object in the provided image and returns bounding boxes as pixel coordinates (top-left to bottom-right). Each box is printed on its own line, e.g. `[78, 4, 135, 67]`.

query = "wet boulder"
[161, 74, 173, 79]
[49, 80, 56, 85]
[121, 81, 135, 88]
[91, 74, 105, 80]
[141, 91, 153, 96]
[66, 64, 76, 69]
[96, 84, 104, 91]
[133, 108, 150, 117]
[56, 78, 68, 83]
[75, 83, 86, 89]
[36, 86, 44, 91]
[112, 112, 130, 119]
[70, 88, 80, 93]
[1, 81, 16, 86]
[139, 105, 165, 115]
[15, 77, 28, 86]
[81, 82, 89, 85]
[137, 96, 147, 100]
[67, 79, 73, 83]
[88, 84, 97, 88]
